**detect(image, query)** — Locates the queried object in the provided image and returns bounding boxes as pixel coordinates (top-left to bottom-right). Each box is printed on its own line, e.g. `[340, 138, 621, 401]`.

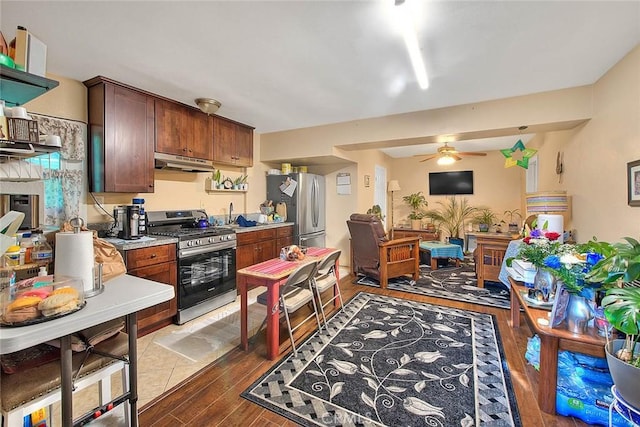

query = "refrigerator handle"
[312, 177, 319, 227]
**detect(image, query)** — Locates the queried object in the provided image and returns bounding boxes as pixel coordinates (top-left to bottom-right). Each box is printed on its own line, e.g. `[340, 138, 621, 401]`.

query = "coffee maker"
[117, 205, 141, 240]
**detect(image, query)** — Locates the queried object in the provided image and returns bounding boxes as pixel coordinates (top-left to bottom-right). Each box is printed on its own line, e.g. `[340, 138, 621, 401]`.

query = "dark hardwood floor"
[139, 274, 589, 426]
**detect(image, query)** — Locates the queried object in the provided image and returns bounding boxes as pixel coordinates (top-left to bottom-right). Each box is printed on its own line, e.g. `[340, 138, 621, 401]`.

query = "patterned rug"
[241, 292, 521, 426]
[355, 259, 511, 309]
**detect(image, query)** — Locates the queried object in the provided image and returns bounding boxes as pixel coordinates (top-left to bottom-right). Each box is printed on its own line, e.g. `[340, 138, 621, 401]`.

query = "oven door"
[178, 246, 236, 311]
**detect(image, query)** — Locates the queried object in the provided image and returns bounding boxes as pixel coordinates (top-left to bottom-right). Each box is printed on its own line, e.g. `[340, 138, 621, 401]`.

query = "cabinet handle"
[150, 253, 157, 258]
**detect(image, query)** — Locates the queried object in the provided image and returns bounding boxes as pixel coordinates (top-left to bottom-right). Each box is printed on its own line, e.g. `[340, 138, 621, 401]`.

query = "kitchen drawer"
[276, 225, 293, 238]
[125, 244, 176, 269]
[236, 228, 276, 245]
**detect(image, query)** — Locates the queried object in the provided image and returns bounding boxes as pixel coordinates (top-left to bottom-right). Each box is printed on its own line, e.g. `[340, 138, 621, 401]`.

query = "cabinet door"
[155, 98, 189, 156]
[256, 240, 277, 263]
[88, 82, 155, 193]
[128, 261, 177, 335]
[235, 125, 253, 167]
[212, 116, 236, 165]
[236, 244, 257, 271]
[188, 110, 213, 160]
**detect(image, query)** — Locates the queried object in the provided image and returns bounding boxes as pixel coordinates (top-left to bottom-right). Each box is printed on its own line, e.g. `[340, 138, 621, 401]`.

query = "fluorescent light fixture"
[437, 155, 456, 166]
[394, 0, 429, 90]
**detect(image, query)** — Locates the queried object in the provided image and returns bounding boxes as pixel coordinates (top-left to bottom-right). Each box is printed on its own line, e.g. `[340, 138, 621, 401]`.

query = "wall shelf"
[205, 189, 248, 194]
[0, 65, 60, 107]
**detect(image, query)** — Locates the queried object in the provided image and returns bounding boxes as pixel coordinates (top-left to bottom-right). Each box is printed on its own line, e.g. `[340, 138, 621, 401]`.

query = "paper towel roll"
[538, 214, 564, 243]
[55, 231, 95, 295]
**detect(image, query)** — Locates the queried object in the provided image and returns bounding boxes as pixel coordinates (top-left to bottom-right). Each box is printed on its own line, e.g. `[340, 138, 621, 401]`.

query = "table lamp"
[388, 180, 401, 229]
[525, 191, 570, 243]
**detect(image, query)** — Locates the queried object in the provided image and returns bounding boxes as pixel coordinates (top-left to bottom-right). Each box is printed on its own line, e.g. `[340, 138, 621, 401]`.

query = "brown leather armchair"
[347, 213, 420, 289]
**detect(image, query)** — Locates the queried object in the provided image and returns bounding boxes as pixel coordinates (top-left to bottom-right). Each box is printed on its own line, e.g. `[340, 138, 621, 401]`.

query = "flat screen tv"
[429, 171, 474, 195]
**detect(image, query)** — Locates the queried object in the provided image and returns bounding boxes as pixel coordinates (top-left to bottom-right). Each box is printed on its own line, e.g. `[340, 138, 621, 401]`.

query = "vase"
[533, 269, 556, 302]
[566, 294, 593, 334]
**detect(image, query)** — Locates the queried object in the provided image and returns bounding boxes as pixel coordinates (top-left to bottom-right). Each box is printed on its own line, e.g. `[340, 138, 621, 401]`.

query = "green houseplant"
[424, 196, 477, 246]
[472, 208, 498, 232]
[585, 236, 640, 408]
[504, 208, 522, 234]
[366, 204, 385, 221]
[402, 192, 428, 230]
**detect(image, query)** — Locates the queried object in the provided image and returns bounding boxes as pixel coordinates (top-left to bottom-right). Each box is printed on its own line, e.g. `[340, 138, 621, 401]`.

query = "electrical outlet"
[94, 195, 105, 205]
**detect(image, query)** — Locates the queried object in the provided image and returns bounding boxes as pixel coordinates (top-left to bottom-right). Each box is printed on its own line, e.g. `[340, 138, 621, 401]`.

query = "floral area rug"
[355, 259, 511, 309]
[241, 292, 521, 426]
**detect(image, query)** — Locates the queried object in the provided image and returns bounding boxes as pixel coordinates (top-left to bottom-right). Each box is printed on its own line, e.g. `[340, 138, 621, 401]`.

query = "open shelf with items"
[0, 65, 59, 107]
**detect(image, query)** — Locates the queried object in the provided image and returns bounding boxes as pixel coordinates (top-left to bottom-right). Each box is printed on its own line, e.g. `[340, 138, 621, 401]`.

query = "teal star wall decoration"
[501, 139, 537, 169]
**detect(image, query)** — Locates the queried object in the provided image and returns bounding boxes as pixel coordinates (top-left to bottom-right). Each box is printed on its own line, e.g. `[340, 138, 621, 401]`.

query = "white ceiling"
[2, 1, 639, 157]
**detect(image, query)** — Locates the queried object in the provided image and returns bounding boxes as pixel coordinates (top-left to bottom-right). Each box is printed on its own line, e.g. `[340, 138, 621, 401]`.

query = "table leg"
[510, 288, 521, 328]
[127, 312, 139, 427]
[60, 335, 73, 426]
[266, 280, 281, 360]
[430, 256, 437, 270]
[238, 275, 249, 351]
[538, 334, 559, 414]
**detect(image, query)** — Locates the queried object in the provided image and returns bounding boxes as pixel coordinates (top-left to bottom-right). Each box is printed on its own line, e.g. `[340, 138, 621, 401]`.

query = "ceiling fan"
[413, 142, 487, 164]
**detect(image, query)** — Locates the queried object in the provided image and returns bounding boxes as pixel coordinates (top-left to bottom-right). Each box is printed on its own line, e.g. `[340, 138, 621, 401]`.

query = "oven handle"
[179, 242, 236, 258]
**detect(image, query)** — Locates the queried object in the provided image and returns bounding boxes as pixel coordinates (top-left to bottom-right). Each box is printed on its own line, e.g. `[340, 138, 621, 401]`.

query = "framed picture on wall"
[628, 159, 640, 207]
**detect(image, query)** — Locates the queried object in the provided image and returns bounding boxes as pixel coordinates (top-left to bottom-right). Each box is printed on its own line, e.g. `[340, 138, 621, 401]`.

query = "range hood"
[154, 152, 216, 173]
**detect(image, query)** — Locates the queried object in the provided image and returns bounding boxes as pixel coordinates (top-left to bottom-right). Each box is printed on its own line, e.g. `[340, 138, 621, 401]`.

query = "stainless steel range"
[147, 209, 236, 324]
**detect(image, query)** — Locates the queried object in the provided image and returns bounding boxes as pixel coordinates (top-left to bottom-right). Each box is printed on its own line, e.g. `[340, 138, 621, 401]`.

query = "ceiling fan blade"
[457, 152, 487, 157]
[451, 154, 462, 161]
[418, 155, 437, 162]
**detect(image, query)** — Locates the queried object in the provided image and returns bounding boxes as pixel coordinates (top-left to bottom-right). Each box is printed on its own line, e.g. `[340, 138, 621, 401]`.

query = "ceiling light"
[195, 98, 221, 115]
[437, 154, 456, 166]
[394, 1, 429, 90]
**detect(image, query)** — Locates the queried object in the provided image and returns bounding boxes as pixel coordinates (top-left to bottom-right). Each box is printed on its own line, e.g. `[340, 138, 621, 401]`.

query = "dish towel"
[236, 215, 257, 227]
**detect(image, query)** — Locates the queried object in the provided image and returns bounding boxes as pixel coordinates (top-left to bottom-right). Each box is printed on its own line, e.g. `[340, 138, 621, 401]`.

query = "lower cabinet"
[236, 225, 293, 271]
[125, 243, 177, 336]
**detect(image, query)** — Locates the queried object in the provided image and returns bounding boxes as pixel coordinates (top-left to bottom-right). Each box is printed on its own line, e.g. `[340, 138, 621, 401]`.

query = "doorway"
[373, 165, 387, 229]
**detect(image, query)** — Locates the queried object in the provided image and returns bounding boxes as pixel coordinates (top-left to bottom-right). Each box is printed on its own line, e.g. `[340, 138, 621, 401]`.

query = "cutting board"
[276, 202, 287, 221]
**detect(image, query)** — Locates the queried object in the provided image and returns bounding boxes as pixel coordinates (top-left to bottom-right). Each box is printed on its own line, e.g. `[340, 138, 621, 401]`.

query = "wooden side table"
[508, 277, 606, 414]
[391, 227, 439, 241]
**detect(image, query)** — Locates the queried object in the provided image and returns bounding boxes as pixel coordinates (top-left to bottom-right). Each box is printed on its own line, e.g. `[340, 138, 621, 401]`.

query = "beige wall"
[390, 151, 523, 235]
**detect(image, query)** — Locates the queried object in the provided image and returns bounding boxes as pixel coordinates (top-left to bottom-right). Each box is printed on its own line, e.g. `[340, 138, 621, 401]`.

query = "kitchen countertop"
[102, 222, 294, 250]
[103, 235, 178, 251]
[231, 221, 294, 233]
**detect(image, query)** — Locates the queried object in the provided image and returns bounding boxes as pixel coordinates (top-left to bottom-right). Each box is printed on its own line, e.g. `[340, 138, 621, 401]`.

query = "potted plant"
[504, 208, 522, 234]
[366, 204, 385, 221]
[402, 192, 428, 230]
[472, 208, 498, 232]
[424, 196, 477, 247]
[586, 236, 640, 409]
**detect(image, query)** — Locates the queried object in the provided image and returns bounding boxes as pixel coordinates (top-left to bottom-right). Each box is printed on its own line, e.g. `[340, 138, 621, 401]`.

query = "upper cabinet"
[213, 116, 254, 167]
[0, 65, 59, 107]
[84, 77, 155, 193]
[155, 99, 213, 160]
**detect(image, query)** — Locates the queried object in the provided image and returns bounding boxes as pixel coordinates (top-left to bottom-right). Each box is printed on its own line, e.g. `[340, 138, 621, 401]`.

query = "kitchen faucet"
[229, 202, 234, 224]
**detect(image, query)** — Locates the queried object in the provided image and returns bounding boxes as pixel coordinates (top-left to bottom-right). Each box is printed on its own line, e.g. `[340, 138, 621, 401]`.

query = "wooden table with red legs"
[508, 277, 606, 414]
[237, 247, 340, 360]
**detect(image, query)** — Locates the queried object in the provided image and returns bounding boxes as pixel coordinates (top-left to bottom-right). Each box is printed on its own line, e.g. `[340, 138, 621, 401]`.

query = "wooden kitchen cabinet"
[235, 227, 283, 270]
[84, 76, 155, 193]
[276, 225, 294, 249]
[155, 98, 213, 160]
[213, 116, 254, 167]
[125, 243, 178, 336]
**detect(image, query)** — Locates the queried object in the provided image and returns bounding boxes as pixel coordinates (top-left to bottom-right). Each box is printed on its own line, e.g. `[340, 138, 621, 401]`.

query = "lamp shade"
[525, 191, 569, 213]
[388, 180, 401, 192]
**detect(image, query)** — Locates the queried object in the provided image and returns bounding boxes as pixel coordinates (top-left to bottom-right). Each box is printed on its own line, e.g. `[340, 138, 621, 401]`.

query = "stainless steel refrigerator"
[267, 173, 325, 248]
